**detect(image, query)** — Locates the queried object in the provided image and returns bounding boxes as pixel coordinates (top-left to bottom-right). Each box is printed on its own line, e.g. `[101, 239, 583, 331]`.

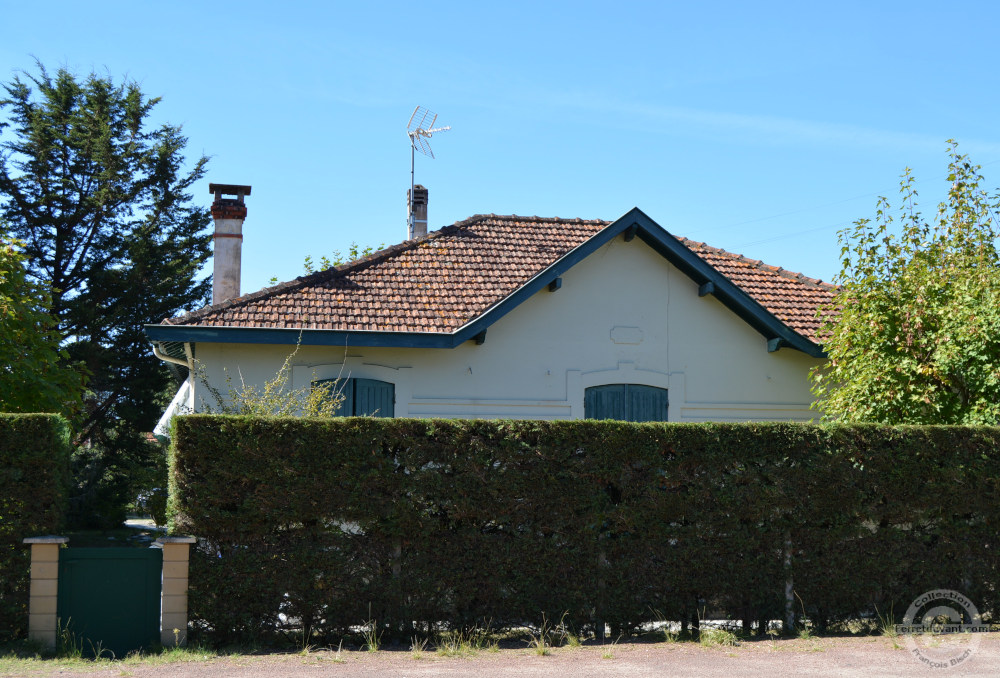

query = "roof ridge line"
[456, 213, 610, 226]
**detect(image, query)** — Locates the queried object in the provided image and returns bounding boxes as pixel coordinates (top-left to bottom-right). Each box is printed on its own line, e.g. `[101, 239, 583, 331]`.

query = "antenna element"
[407, 106, 450, 238]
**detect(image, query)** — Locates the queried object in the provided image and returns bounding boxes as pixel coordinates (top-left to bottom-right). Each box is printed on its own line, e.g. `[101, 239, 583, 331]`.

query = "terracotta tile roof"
[677, 238, 837, 343]
[163, 214, 837, 345]
[165, 215, 610, 333]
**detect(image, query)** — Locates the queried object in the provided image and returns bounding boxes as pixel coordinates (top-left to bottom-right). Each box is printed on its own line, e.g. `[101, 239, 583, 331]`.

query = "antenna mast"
[406, 106, 450, 236]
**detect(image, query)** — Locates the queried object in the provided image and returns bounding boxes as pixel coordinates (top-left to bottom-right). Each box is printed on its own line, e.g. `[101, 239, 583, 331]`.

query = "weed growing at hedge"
[699, 627, 739, 648]
[410, 636, 428, 659]
[434, 633, 468, 658]
[361, 619, 381, 653]
[876, 605, 897, 639]
[526, 612, 567, 656]
[435, 627, 496, 657]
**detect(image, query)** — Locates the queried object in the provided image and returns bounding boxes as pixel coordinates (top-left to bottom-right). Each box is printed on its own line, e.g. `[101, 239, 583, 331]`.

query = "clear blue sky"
[4, 1, 1000, 295]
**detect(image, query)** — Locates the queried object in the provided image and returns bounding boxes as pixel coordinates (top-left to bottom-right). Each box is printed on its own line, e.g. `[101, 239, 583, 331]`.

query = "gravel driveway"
[5, 635, 1000, 678]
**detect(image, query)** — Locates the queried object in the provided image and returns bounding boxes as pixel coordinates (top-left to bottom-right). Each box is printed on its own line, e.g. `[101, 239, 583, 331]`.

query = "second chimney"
[210, 183, 251, 305]
[407, 184, 429, 239]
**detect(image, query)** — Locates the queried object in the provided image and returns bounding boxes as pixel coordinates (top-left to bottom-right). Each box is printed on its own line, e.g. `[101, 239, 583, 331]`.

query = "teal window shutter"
[354, 378, 395, 417]
[315, 378, 353, 416]
[313, 377, 394, 417]
[585, 384, 668, 422]
[626, 384, 669, 422]
[584, 384, 627, 420]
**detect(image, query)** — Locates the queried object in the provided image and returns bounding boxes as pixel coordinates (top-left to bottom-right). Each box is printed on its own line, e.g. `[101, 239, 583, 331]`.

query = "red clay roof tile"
[164, 214, 837, 345]
[676, 237, 837, 342]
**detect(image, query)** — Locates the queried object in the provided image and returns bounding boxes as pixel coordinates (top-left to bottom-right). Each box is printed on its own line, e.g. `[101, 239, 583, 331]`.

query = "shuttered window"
[584, 384, 668, 422]
[314, 378, 395, 417]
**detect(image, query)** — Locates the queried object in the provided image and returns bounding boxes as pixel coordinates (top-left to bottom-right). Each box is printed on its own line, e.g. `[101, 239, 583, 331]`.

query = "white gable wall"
[191, 236, 822, 422]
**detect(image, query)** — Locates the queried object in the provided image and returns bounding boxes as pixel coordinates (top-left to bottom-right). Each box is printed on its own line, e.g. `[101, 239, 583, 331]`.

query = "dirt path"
[5, 635, 1000, 678]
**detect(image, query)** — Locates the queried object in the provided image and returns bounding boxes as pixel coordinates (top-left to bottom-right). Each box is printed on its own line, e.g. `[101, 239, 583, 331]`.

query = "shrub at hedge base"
[0, 414, 71, 642]
[170, 417, 1000, 644]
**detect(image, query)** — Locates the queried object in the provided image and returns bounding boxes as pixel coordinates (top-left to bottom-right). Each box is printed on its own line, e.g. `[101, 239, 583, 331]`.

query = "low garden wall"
[0, 414, 71, 642]
[170, 417, 1000, 643]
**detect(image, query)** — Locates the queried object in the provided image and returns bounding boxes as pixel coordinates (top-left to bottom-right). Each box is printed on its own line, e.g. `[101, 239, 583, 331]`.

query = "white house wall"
[192, 236, 823, 422]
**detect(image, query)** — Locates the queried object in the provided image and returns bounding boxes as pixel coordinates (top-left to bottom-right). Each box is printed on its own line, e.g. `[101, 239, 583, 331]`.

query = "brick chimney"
[209, 183, 251, 305]
[407, 184, 428, 239]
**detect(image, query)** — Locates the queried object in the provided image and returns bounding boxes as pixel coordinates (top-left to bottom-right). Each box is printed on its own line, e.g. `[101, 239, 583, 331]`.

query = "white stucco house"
[145, 184, 836, 432]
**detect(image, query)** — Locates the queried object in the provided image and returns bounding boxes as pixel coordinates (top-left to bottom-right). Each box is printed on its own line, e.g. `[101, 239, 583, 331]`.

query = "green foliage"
[360, 617, 382, 652]
[304, 243, 385, 274]
[267, 242, 385, 286]
[0, 235, 84, 414]
[170, 417, 1000, 646]
[194, 344, 345, 417]
[0, 62, 213, 527]
[699, 627, 739, 648]
[813, 143, 1000, 423]
[0, 414, 71, 641]
[432, 627, 495, 657]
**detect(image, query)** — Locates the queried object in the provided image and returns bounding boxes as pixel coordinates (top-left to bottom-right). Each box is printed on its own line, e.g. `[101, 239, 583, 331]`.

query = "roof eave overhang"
[145, 207, 827, 358]
[144, 324, 467, 349]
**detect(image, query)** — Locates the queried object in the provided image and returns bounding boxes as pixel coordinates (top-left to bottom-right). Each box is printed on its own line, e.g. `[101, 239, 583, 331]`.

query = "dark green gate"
[57, 548, 162, 657]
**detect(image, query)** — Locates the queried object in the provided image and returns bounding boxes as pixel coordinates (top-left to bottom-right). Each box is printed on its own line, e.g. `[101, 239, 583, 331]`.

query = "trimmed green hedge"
[0, 414, 71, 641]
[171, 417, 1000, 643]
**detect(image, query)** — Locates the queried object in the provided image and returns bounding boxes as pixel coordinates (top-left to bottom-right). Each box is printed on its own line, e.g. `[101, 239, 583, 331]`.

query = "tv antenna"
[406, 106, 450, 232]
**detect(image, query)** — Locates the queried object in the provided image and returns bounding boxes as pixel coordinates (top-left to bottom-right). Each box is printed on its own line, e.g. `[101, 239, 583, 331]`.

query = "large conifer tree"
[0, 63, 212, 526]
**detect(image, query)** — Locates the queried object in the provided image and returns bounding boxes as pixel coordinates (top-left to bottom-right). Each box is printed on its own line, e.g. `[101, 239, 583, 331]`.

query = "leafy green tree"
[195, 343, 346, 417]
[267, 242, 385, 286]
[0, 63, 212, 526]
[0, 231, 84, 413]
[812, 143, 1000, 424]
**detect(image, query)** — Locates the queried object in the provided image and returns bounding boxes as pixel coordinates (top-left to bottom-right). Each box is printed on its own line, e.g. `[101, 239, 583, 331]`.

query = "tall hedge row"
[170, 416, 1000, 642]
[0, 414, 71, 641]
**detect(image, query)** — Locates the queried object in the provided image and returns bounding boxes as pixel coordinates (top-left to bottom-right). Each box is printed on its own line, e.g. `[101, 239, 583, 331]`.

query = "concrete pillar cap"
[156, 536, 197, 544]
[23, 536, 69, 544]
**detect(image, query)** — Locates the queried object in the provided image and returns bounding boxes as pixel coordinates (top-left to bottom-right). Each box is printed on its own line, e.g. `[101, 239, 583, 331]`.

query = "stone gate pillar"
[156, 536, 197, 647]
[22, 536, 69, 650]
